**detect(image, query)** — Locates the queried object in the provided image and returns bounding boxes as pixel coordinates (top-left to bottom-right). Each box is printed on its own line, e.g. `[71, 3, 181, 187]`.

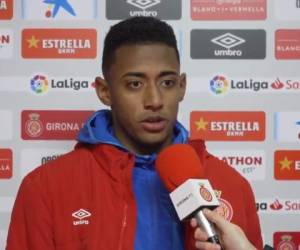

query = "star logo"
[195, 117, 208, 131]
[279, 156, 293, 170]
[27, 35, 40, 48]
[43, 0, 76, 18]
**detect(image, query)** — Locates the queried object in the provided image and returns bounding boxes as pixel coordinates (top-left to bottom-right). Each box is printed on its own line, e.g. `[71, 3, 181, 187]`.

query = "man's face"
[96, 44, 186, 155]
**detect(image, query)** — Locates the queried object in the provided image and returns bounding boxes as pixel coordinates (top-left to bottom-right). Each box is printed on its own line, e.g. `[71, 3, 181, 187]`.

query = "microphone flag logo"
[199, 184, 213, 202]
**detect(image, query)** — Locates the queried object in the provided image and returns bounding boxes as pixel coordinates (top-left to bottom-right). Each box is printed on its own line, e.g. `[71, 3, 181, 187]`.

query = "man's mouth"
[141, 116, 167, 133]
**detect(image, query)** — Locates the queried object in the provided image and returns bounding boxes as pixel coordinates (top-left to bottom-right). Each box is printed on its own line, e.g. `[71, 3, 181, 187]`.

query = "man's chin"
[136, 135, 172, 154]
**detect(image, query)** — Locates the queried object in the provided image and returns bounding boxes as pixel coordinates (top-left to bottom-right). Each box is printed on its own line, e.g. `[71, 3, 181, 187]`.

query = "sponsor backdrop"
[0, 0, 299, 248]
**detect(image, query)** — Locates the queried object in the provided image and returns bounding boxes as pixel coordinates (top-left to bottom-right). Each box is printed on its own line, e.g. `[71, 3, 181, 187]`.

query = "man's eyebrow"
[122, 71, 178, 78]
[122, 72, 145, 78]
[159, 71, 178, 77]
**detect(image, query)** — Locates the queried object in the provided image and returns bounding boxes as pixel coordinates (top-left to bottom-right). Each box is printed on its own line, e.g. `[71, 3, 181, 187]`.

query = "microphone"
[156, 144, 222, 246]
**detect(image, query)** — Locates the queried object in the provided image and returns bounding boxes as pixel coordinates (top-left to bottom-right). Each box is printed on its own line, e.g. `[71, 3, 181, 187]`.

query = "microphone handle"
[195, 210, 223, 249]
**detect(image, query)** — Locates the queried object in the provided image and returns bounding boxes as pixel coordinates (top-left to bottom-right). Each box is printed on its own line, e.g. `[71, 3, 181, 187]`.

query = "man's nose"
[143, 83, 163, 111]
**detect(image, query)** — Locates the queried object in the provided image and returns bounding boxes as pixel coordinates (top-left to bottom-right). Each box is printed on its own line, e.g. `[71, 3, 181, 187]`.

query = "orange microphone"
[156, 144, 222, 247]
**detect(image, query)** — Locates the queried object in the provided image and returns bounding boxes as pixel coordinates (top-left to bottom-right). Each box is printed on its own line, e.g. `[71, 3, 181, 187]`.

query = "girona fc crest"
[199, 185, 213, 202]
[277, 235, 297, 250]
[25, 113, 43, 137]
[215, 198, 233, 222]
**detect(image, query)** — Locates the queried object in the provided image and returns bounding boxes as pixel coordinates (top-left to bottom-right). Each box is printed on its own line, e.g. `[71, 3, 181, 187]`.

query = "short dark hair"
[102, 16, 179, 80]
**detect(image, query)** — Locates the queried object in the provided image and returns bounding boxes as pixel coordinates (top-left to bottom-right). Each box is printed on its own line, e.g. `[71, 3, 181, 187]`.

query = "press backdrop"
[0, 0, 300, 248]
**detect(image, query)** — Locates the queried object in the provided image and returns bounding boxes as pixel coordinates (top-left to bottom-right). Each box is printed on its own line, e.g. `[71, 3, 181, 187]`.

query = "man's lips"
[140, 116, 167, 132]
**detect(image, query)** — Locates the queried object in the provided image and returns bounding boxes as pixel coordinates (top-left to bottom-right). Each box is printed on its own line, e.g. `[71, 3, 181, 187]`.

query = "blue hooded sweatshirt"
[78, 110, 189, 250]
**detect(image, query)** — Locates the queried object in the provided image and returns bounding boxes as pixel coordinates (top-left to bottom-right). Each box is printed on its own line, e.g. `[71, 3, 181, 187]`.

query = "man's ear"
[94, 76, 112, 106]
[178, 73, 187, 102]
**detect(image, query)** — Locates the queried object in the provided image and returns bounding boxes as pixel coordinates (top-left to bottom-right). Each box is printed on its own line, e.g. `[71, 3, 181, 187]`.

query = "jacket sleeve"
[184, 221, 197, 250]
[241, 178, 263, 250]
[6, 171, 55, 250]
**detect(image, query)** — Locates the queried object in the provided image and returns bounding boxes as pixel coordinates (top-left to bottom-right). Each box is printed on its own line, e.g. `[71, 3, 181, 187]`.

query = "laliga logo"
[210, 75, 229, 95]
[30, 75, 49, 94]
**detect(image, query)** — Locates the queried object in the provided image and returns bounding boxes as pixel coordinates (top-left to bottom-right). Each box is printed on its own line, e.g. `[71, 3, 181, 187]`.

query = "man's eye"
[128, 81, 142, 89]
[161, 80, 175, 88]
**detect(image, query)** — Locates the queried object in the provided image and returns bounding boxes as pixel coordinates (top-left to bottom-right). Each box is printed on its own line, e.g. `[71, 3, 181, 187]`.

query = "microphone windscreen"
[155, 144, 205, 192]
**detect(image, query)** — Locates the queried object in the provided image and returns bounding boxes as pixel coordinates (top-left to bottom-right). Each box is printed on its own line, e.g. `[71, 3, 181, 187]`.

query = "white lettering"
[0, 164, 10, 171]
[277, 46, 300, 52]
[0, 1, 7, 10]
[295, 161, 300, 170]
[216, 0, 241, 4]
[42, 39, 91, 49]
[58, 48, 75, 54]
[211, 121, 260, 131]
[229, 6, 264, 13]
[193, 6, 216, 13]
[46, 122, 80, 131]
[130, 10, 158, 17]
[214, 49, 242, 56]
[226, 131, 244, 136]
[73, 220, 89, 225]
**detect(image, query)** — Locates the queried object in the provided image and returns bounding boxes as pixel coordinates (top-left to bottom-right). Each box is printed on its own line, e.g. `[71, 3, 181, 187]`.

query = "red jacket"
[6, 140, 263, 250]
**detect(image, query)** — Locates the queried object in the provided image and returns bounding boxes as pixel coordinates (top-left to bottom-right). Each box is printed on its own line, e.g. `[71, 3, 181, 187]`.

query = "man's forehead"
[107, 43, 180, 80]
[115, 43, 176, 55]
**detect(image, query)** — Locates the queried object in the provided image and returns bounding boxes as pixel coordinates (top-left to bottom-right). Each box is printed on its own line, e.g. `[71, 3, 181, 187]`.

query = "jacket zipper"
[118, 203, 128, 250]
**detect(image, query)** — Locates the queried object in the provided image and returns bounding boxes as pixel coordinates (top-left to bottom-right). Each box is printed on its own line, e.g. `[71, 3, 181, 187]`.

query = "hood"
[77, 109, 189, 156]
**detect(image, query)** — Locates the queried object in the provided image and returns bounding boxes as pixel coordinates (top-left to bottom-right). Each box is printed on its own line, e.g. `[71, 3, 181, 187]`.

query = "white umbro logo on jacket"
[72, 209, 91, 225]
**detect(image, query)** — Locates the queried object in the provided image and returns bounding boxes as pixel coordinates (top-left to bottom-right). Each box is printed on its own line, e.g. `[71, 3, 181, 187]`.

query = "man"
[6, 17, 262, 250]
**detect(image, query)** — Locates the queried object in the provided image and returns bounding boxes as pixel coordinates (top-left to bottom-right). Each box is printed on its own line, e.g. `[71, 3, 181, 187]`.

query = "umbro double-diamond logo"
[72, 208, 91, 225]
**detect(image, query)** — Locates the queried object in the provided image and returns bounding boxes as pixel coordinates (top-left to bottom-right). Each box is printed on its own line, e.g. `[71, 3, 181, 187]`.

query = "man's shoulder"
[23, 146, 94, 185]
[22, 143, 130, 186]
[189, 139, 248, 185]
[204, 151, 253, 194]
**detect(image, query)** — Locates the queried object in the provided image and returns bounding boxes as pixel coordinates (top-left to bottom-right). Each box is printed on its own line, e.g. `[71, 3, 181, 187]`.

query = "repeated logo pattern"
[190, 111, 265, 141]
[274, 232, 300, 250]
[23, 0, 97, 20]
[191, 29, 266, 59]
[21, 110, 94, 140]
[22, 29, 97, 58]
[0, 0, 13, 19]
[211, 33, 245, 49]
[0, 149, 12, 179]
[191, 0, 267, 20]
[126, 0, 161, 10]
[106, 0, 181, 20]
